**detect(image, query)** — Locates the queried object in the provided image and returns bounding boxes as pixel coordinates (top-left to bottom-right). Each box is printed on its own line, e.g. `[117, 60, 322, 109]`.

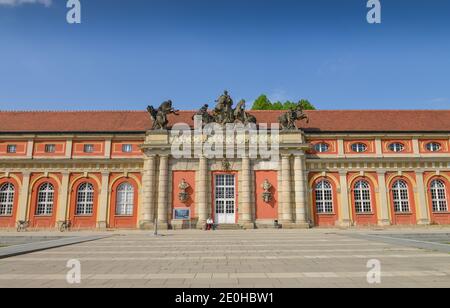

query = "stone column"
[17, 172, 31, 222]
[140, 155, 156, 229]
[96, 171, 110, 229]
[157, 155, 169, 229]
[56, 171, 70, 227]
[338, 170, 352, 227]
[376, 170, 391, 226]
[415, 170, 430, 225]
[196, 155, 208, 229]
[294, 155, 309, 228]
[239, 155, 254, 228]
[280, 154, 293, 225]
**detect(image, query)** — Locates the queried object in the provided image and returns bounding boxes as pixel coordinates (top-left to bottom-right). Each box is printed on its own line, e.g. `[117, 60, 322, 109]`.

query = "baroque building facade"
[0, 108, 450, 230]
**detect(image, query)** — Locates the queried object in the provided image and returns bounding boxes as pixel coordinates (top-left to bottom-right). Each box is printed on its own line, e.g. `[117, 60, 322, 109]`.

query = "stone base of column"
[417, 219, 431, 225]
[338, 220, 352, 227]
[239, 222, 255, 229]
[156, 221, 169, 230]
[281, 222, 310, 229]
[139, 220, 155, 230]
[196, 220, 206, 230]
[377, 219, 391, 227]
[96, 221, 107, 230]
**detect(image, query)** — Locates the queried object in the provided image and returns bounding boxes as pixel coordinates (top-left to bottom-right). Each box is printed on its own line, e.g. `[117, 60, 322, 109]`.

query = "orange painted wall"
[343, 140, 376, 154]
[172, 171, 195, 219]
[254, 171, 278, 220]
[29, 175, 59, 228]
[348, 173, 378, 226]
[381, 139, 413, 154]
[0, 141, 27, 157]
[109, 174, 140, 228]
[386, 172, 417, 225]
[0, 177, 20, 228]
[111, 141, 144, 158]
[72, 141, 105, 156]
[33, 141, 66, 157]
[310, 173, 339, 227]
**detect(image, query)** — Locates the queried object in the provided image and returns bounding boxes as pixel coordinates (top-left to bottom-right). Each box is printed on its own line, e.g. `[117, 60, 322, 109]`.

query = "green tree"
[298, 99, 316, 110]
[251, 95, 273, 110]
[251, 95, 316, 110]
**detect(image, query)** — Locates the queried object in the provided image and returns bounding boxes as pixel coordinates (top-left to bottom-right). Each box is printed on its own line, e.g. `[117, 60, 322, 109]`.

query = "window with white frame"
[45, 144, 56, 153]
[76, 183, 94, 215]
[353, 180, 372, 213]
[36, 183, 54, 216]
[430, 179, 448, 212]
[116, 182, 134, 215]
[6, 144, 17, 154]
[0, 183, 15, 216]
[426, 142, 441, 152]
[83, 144, 94, 153]
[392, 180, 410, 212]
[314, 143, 330, 153]
[389, 142, 405, 153]
[315, 180, 333, 213]
[351, 143, 368, 153]
[122, 144, 133, 153]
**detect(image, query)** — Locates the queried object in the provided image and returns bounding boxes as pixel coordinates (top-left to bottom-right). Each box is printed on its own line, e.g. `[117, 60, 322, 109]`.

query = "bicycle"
[59, 220, 71, 232]
[17, 221, 30, 232]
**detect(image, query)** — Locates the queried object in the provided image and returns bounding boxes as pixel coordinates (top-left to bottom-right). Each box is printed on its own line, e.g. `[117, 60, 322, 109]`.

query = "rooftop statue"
[192, 104, 214, 124]
[278, 104, 309, 130]
[147, 100, 179, 130]
[213, 90, 235, 125]
[234, 100, 257, 125]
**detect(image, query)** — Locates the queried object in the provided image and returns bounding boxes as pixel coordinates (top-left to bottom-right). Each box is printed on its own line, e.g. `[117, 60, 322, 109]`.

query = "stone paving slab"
[347, 233, 450, 253]
[0, 235, 111, 259]
[0, 229, 449, 288]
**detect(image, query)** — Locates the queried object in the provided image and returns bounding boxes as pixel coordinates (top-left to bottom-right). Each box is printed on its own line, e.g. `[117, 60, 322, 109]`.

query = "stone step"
[215, 224, 243, 230]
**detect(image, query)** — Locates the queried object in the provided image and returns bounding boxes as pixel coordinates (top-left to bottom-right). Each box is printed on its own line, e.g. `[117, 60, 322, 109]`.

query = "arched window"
[315, 180, 333, 213]
[0, 183, 15, 216]
[430, 180, 448, 212]
[36, 183, 54, 216]
[392, 180, 410, 213]
[76, 183, 94, 216]
[353, 180, 372, 213]
[116, 182, 134, 216]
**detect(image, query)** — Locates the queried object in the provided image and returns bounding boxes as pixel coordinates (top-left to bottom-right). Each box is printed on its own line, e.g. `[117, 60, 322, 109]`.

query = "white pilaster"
[140, 155, 156, 229]
[96, 172, 110, 229]
[415, 170, 430, 225]
[157, 155, 169, 229]
[338, 170, 351, 227]
[376, 170, 391, 226]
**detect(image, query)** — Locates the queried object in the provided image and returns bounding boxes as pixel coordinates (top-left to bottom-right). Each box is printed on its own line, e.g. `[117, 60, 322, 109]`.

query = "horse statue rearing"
[278, 105, 309, 130]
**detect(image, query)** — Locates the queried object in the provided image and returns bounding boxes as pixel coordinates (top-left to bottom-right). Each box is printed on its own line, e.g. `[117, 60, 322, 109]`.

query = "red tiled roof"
[0, 110, 450, 133]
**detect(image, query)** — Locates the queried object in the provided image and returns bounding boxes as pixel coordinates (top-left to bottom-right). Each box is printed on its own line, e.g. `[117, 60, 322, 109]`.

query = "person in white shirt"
[206, 217, 214, 231]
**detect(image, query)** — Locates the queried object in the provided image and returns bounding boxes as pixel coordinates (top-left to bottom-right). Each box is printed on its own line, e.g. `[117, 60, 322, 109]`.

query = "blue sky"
[0, 0, 449, 111]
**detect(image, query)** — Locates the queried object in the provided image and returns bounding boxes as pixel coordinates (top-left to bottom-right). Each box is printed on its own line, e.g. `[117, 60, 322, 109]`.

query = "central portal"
[214, 174, 236, 224]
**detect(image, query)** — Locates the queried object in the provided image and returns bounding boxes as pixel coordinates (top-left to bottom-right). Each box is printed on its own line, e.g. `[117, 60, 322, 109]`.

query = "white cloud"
[0, 0, 52, 7]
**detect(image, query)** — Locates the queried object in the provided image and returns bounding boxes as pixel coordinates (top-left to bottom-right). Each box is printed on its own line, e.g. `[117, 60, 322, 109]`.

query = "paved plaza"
[0, 229, 449, 288]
